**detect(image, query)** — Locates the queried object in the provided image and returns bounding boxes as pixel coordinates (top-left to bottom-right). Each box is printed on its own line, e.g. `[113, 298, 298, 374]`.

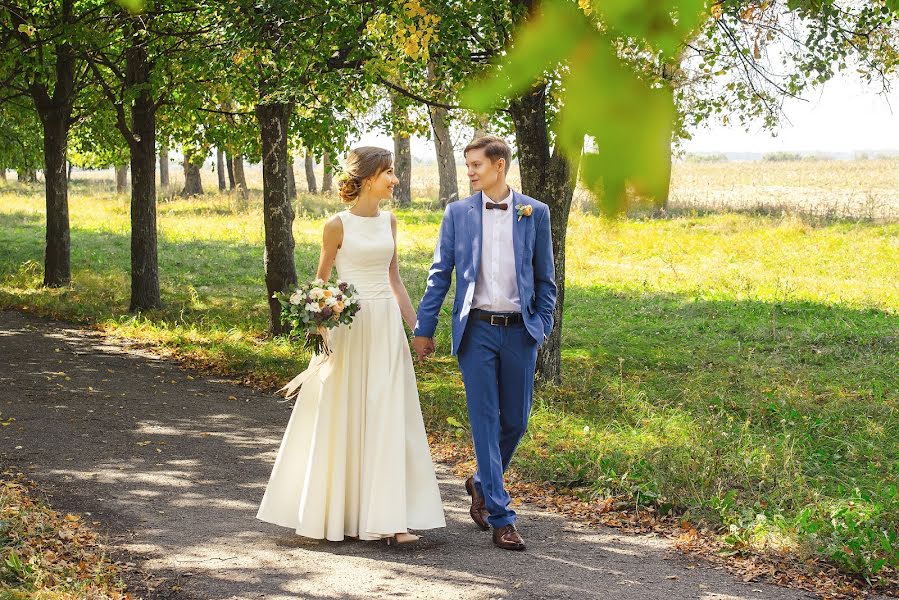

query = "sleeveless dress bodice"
[334, 210, 394, 300]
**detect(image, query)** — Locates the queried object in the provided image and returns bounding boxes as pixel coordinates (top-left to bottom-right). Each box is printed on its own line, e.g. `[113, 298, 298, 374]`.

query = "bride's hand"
[412, 336, 435, 360]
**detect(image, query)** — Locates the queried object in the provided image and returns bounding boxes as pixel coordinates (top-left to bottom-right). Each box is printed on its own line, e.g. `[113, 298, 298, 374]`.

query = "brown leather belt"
[471, 309, 523, 326]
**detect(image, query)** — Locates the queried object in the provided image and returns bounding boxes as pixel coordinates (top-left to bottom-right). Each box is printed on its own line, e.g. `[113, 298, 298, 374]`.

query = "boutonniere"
[515, 203, 533, 222]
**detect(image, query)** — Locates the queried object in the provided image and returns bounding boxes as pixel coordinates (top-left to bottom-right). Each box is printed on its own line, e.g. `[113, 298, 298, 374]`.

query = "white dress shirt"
[472, 187, 521, 313]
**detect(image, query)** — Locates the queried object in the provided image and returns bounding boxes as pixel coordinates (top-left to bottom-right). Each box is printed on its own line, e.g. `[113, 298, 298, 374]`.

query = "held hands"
[412, 336, 436, 361]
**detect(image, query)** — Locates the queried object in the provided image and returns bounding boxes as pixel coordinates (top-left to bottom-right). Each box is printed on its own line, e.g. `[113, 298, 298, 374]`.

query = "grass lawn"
[1, 177, 897, 581]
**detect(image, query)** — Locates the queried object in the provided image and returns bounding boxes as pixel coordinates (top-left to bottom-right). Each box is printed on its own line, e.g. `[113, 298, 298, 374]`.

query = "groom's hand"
[412, 336, 435, 360]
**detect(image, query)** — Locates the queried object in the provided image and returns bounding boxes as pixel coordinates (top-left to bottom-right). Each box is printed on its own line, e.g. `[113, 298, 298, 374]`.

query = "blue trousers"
[457, 316, 538, 528]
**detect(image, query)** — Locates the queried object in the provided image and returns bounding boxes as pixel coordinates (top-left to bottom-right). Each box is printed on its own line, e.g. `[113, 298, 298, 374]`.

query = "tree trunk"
[255, 102, 298, 335]
[0, 169, 6, 182]
[393, 132, 412, 206]
[509, 86, 578, 385]
[429, 106, 459, 206]
[180, 152, 203, 197]
[18, 169, 37, 183]
[321, 151, 333, 193]
[233, 154, 248, 200]
[115, 164, 128, 194]
[158, 146, 170, 188]
[304, 151, 317, 193]
[658, 50, 686, 210]
[39, 109, 72, 287]
[427, 62, 459, 207]
[286, 156, 297, 200]
[225, 152, 236, 189]
[659, 128, 673, 210]
[391, 94, 412, 206]
[30, 31, 76, 288]
[67, 161, 73, 181]
[216, 148, 226, 191]
[126, 39, 160, 311]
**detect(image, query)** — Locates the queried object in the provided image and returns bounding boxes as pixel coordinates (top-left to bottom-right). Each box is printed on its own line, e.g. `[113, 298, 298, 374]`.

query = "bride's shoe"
[386, 531, 420, 546]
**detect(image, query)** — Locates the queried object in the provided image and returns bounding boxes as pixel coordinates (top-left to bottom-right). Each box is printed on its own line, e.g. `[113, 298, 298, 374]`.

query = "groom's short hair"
[464, 135, 512, 174]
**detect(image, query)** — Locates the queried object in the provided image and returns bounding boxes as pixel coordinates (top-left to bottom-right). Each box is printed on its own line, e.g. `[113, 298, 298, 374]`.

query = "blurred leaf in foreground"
[461, 0, 707, 214]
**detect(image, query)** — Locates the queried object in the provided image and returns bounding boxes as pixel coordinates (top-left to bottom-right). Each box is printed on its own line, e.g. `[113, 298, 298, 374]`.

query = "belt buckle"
[489, 314, 508, 326]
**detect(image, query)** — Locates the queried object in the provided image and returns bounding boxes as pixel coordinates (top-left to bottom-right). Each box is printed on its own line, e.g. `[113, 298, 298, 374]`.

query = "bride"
[256, 146, 445, 544]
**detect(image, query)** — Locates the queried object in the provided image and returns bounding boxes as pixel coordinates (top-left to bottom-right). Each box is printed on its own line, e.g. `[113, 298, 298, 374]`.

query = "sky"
[354, 73, 899, 159]
[685, 73, 899, 154]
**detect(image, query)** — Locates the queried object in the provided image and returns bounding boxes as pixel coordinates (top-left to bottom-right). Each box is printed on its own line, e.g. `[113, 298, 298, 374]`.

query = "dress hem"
[255, 514, 446, 541]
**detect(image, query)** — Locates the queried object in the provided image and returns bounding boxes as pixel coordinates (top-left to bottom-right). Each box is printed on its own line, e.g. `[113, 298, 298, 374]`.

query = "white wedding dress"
[256, 209, 446, 541]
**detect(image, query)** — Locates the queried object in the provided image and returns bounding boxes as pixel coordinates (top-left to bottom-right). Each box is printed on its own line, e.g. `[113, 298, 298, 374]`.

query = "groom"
[413, 135, 557, 551]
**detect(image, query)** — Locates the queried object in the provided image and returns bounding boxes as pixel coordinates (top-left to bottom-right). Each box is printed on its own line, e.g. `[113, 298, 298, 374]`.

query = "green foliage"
[459, 0, 899, 211]
[68, 99, 129, 169]
[83, 1, 222, 159]
[462, 2, 589, 106]
[591, 0, 708, 58]
[2, 550, 33, 584]
[0, 102, 41, 171]
[116, 0, 144, 13]
[364, 2, 521, 149]
[687, 1, 899, 132]
[212, 0, 390, 161]
[0, 0, 112, 171]
[462, 0, 706, 212]
[811, 488, 899, 579]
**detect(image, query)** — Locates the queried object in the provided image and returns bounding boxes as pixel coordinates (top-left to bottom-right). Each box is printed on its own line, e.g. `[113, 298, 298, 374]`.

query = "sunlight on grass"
[1, 174, 897, 578]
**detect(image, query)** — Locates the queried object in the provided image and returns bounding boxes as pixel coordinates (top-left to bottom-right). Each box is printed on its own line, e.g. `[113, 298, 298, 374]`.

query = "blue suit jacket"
[413, 190, 557, 355]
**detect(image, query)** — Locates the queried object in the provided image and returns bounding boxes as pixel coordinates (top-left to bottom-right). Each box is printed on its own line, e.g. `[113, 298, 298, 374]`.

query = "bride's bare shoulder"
[321, 214, 344, 245]
[324, 213, 344, 230]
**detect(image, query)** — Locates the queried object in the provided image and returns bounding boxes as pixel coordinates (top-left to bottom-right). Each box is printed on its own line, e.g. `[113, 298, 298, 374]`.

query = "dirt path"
[0, 309, 852, 600]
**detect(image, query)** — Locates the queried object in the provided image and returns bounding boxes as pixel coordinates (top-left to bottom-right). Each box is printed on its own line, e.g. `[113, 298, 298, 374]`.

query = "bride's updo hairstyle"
[337, 146, 393, 204]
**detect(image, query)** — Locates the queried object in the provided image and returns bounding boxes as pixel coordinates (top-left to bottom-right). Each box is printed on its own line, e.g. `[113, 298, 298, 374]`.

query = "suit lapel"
[512, 190, 525, 281]
[468, 193, 483, 279]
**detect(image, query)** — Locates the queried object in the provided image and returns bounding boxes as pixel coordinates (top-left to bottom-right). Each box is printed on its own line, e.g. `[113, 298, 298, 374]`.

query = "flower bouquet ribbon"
[272, 278, 361, 401]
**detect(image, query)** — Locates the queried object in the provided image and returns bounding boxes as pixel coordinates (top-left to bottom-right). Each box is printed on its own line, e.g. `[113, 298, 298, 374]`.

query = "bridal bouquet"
[273, 278, 361, 356]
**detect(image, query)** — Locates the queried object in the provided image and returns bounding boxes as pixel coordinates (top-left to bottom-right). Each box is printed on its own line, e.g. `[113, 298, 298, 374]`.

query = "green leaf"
[459, 0, 693, 213]
[556, 35, 674, 212]
[116, 0, 145, 13]
[447, 416, 465, 429]
[593, 0, 710, 57]
[459, 0, 589, 111]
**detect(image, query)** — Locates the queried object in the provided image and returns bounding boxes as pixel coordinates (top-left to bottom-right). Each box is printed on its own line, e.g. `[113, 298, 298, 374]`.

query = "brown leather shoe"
[465, 476, 490, 531]
[492, 524, 525, 551]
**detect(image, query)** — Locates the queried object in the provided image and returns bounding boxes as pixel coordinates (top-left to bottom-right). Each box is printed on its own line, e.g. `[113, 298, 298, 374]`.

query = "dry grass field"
[668, 159, 899, 221]
[63, 155, 899, 221]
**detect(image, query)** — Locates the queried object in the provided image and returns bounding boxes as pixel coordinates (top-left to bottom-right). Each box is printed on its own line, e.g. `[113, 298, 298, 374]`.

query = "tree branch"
[378, 77, 469, 112]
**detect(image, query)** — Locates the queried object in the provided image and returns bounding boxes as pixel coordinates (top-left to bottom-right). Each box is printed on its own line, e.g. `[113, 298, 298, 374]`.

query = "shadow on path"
[0, 310, 859, 600]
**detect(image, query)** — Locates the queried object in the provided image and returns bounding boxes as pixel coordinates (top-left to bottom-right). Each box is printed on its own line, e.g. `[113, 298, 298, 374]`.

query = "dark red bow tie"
[485, 202, 508, 210]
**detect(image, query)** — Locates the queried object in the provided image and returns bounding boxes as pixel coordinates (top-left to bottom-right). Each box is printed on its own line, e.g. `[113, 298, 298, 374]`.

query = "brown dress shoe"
[465, 476, 490, 531]
[492, 524, 525, 551]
